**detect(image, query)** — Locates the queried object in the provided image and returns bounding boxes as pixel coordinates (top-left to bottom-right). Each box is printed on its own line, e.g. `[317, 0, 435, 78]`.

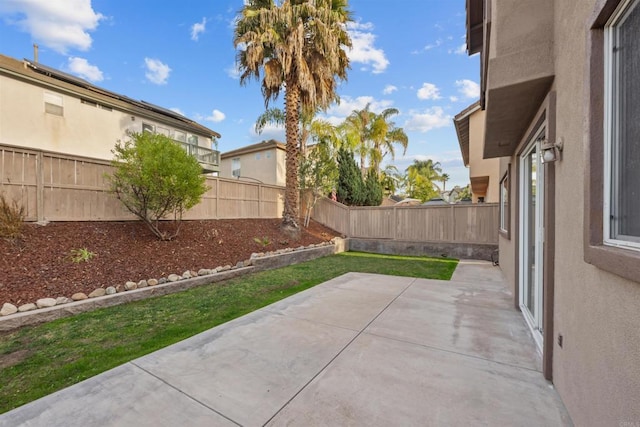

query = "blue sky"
[0, 0, 479, 188]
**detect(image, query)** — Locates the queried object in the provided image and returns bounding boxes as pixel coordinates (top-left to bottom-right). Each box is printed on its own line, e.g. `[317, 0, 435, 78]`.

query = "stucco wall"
[219, 148, 283, 186]
[490, 0, 640, 424]
[468, 109, 500, 203]
[550, 1, 640, 424]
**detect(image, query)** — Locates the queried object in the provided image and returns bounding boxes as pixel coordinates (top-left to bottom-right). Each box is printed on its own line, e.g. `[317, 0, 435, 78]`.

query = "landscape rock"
[124, 281, 137, 291]
[250, 252, 262, 259]
[190, 270, 199, 277]
[235, 261, 245, 268]
[219, 265, 231, 272]
[88, 288, 106, 298]
[18, 303, 37, 312]
[168, 274, 181, 282]
[158, 277, 167, 284]
[105, 286, 117, 295]
[36, 298, 57, 308]
[1, 303, 18, 316]
[115, 284, 123, 293]
[244, 259, 253, 267]
[147, 279, 159, 286]
[181, 271, 192, 279]
[198, 268, 210, 276]
[56, 297, 72, 305]
[137, 280, 148, 288]
[71, 293, 88, 301]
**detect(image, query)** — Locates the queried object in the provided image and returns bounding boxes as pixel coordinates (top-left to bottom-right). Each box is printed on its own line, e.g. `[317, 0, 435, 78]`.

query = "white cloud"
[249, 122, 285, 142]
[449, 96, 459, 102]
[191, 17, 207, 41]
[67, 57, 103, 82]
[323, 95, 394, 123]
[382, 85, 397, 95]
[226, 62, 241, 79]
[205, 109, 226, 123]
[404, 107, 451, 133]
[170, 107, 185, 116]
[144, 58, 171, 85]
[450, 43, 467, 55]
[417, 83, 441, 100]
[346, 21, 389, 74]
[455, 79, 480, 99]
[0, 0, 104, 54]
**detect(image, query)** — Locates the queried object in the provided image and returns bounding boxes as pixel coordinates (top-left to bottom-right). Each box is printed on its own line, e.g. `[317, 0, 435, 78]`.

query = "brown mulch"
[0, 219, 341, 307]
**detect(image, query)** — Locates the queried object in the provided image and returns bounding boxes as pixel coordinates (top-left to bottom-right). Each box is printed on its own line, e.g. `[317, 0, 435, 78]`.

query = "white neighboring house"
[0, 53, 220, 172]
[219, 140, 286, 186]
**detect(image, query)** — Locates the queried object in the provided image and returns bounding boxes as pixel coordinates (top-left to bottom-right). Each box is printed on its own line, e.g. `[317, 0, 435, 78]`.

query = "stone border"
[0, 238, 348, 332]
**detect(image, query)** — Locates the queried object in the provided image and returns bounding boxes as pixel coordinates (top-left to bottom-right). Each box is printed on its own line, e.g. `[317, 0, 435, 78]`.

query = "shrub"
[0, 193, 25, 239]
[106, 132, 209, 241]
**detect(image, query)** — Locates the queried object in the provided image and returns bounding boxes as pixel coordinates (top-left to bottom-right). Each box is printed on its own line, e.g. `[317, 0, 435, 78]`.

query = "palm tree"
[441, 173, 450, 192]
[342, 104, 408, 176]
[235, 0, 352, 229]
[369, 108, 408, 175]
[405, 159, 443, 202]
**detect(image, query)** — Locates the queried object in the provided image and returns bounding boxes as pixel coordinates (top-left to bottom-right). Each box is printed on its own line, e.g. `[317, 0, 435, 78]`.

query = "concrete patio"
[0, 260, 572, 426]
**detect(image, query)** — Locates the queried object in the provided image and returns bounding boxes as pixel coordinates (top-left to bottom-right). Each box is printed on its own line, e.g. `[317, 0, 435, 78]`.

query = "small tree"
[363, 168, 383, 206]
[336, 148, 364, 206]
[106, 132, 208, 241]
[299, 141, 338, 227]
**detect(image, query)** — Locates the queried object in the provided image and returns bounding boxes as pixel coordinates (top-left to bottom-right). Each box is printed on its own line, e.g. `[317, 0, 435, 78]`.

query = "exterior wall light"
[541, 137, 564, 163]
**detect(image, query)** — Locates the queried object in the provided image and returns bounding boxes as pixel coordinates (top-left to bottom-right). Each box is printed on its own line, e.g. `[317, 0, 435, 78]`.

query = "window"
[81, 98, 97, 107]
[44, 92, 63, 116]
[188, 134, 199, 147]
[499, 166, 510, 235]
[266, 150, 271, 159]
[255, 153, 261, 160]
[173, 131, 186, 143]
[232, 158, 241, 178]
[584, 0, 640, 282]
[142, 123, 154, 133]
[604, 0, 640, 250]
[156, 127, 170, 137]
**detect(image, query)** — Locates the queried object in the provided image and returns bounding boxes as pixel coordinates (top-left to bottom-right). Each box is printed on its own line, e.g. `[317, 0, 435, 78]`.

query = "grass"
[0, 252, 457, 414]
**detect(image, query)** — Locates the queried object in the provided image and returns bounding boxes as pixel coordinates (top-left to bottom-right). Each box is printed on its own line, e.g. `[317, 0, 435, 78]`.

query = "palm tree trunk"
[283, 81, 300, 229]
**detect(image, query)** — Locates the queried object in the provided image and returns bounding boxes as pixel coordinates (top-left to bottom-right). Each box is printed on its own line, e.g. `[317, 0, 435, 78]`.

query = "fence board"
[311, 197, 498, 245]
[0, 144, 284, 222]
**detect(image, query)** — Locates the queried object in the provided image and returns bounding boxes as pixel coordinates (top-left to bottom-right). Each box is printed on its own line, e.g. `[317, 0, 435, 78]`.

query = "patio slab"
[0, 261, 571, 426]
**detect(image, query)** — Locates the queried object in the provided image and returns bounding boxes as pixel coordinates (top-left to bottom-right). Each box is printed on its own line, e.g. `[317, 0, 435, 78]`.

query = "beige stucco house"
[219, 140, 286, 186]
[454, 101, 500, 203]
[466, 0, 639, 424]
[0, 54, 220, 172]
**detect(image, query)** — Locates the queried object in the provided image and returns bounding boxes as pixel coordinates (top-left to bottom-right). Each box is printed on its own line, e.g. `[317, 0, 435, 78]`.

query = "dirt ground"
[0, 219, 341, 306]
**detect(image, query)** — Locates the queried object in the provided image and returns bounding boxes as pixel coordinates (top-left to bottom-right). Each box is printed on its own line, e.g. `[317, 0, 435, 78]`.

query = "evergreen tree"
[336, 148, 364, 206]
[364, 167, 383, 206]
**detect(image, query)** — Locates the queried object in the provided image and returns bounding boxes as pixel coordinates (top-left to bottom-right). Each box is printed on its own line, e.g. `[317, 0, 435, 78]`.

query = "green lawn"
[0, 252, 457, 414]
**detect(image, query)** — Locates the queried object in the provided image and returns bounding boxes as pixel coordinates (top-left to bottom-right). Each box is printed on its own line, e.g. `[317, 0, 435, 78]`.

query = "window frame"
[499, 164, 511, 238]
[603, 0, 640, 251]
[231, 157, 241, 178]
[584, 0, 640, 282]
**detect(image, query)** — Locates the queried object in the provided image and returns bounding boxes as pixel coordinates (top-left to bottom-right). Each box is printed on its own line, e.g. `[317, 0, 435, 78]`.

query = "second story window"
[44, 92, 63, 116]
[232, 158, 241, 178]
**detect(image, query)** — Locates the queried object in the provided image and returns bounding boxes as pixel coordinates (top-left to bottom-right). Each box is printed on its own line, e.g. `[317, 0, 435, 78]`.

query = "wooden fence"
[311, 197, 499, 244]
[0, 144, 284, 222]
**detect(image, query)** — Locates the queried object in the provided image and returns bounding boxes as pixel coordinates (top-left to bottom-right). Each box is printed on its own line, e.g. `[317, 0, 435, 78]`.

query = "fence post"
[450, 205, 456, 242]
[36, 151, 44, 222]
[393, 206, 397, 241]
[215, 178, 220, 219]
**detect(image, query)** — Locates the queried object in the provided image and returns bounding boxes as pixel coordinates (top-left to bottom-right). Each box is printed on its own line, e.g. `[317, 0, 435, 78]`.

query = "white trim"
[519, 127, 545, 350]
